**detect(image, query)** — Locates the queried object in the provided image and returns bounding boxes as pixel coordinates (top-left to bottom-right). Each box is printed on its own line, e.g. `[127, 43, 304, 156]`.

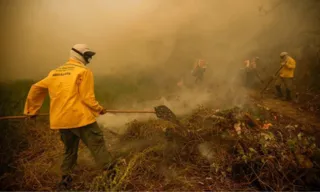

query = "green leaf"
[261, 132, 275, 141]
[242, 155, 248, 163]
[249, 147, 257, 153]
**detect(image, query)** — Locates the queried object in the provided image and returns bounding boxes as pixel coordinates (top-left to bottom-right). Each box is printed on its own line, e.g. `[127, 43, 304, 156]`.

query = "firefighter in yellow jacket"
[275, 52, 296, 101]
[24, 44, 113, 189]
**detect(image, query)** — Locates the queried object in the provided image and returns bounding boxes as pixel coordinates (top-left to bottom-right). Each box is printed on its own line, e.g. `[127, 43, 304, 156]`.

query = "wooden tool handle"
[260, 65, 284, 95]
[106, 110, 155, 113]
[0, 113, 49, 120]
[0, 110, 156, 120]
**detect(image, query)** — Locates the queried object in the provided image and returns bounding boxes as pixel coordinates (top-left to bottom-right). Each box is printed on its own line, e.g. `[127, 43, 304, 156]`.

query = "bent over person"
[23, 44, 113, 190]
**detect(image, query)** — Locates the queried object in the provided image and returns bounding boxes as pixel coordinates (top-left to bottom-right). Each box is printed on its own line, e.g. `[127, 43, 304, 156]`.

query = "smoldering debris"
[91, 105, 320, 191]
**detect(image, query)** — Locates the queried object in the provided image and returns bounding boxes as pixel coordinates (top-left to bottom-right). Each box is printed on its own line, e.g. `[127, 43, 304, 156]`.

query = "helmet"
[70, 44, 96, 64]
[280, 52, 288, 57]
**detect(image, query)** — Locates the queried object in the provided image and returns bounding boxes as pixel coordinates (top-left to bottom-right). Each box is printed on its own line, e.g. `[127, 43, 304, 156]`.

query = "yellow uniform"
[279, 56, 296, 78]
[25, 45, 113, 187]
[275, 55, 296, 100]
[24, 58, 104, 129]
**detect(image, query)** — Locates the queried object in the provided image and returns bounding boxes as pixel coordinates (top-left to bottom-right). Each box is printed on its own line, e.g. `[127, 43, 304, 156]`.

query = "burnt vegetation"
[1, 0, 320, 190]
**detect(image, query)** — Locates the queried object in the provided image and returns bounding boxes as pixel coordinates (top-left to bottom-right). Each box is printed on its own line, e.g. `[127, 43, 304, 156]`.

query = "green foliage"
[0, 80, 50, 115]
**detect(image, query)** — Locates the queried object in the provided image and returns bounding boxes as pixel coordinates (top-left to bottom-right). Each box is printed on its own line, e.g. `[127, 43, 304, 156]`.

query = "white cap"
[280, 52, 288, 57]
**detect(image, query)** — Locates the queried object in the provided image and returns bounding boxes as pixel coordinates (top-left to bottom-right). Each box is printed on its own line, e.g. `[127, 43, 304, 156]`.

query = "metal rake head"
[154, 105, 178, 123]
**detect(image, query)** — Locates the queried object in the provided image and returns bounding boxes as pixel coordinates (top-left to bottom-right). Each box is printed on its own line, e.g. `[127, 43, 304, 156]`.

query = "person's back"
[192, 59, 207, 83]
[25, 45, 104, 129]
[24, 44, 113, 190]
[279, 56, 296, 78]
[47, 59, 98, 128]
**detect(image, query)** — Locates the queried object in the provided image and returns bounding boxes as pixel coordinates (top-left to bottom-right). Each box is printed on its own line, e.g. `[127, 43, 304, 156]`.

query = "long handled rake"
[0, 105, 178, 124]
[260, 65, 284, 98]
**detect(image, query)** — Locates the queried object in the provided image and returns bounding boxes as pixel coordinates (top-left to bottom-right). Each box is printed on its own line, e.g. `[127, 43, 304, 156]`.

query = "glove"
[25, 112, 37, 119]
[100, 108, 107, 115]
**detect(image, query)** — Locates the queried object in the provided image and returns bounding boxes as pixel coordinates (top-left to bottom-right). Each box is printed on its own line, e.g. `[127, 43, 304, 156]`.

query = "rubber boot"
[285, 89, 292, 101]
[57, 175, 72, 191]
[274, 85, 283, 99]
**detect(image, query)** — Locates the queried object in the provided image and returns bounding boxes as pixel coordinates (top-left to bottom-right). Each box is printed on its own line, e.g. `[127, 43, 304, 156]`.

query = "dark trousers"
[245, 70, 255, 88]
[59, 122, 112, 175]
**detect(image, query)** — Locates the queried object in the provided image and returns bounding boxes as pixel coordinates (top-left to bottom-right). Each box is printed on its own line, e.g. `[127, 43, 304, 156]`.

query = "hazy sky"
[0, 0, 279, 81]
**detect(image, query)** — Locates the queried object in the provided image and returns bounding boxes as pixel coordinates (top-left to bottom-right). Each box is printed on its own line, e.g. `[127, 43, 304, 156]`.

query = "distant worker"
[275, 52, 296, 101]
[191, 59, 207, 83]
[251, 56, 264, 84]
[243, 59, 251, 69]
[250, 56, 259, 69]
[242, 57, 260, 87]
[23, 44, 114, 190]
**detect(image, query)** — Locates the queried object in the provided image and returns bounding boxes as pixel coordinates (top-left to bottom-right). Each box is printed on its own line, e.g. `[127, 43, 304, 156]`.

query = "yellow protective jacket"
[24, 58, 104, 129]
[279, 56, 296, 78]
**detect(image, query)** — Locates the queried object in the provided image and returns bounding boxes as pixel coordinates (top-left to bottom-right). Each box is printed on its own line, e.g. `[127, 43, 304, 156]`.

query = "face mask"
[71, 48, 96, 64]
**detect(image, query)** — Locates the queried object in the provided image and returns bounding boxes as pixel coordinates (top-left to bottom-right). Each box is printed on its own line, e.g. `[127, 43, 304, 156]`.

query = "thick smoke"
[1, 0, 319, 129]
[1, 0, 274, 81]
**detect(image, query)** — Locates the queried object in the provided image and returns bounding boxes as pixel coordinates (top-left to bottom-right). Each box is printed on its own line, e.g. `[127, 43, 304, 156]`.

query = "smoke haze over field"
[1, 0, 319, 100]
[0, 0, 279, 81]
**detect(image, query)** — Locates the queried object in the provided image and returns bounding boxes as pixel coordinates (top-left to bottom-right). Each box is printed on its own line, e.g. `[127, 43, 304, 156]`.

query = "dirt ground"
[251, 90, 320, 131]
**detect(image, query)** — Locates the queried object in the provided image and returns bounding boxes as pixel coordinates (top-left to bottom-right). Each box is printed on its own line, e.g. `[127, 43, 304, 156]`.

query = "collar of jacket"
[66, 58, 86, 67]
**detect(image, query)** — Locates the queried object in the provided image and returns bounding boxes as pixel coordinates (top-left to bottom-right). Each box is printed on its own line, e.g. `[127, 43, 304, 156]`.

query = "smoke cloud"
[1, 0, 275, 81]
[1, 0, 319, 118]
